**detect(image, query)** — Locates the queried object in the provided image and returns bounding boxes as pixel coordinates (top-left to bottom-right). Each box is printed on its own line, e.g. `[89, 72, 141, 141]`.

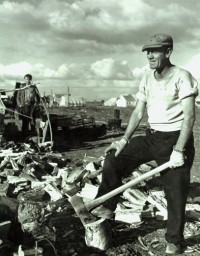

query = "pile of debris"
[0, 140, 200, 255]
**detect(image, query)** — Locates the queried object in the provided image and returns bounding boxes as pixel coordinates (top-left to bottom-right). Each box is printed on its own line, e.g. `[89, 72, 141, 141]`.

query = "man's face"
[24, 76, 31, 84]
[146, 47, 168, 70]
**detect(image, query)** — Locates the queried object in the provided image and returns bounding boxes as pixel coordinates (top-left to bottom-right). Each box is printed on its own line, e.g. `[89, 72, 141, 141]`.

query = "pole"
[68, 86, 70, 107]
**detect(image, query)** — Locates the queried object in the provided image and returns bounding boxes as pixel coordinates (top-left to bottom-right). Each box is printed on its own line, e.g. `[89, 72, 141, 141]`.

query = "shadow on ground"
[52, 125, 118, 152]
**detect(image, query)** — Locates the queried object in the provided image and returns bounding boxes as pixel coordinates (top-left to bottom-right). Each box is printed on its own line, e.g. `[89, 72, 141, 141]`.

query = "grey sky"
[0, 0, 200, 100]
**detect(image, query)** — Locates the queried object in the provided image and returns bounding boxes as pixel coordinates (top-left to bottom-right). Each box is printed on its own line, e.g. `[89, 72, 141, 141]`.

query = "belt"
[149, 128, 157, 133]
[148, 128, 181, 134]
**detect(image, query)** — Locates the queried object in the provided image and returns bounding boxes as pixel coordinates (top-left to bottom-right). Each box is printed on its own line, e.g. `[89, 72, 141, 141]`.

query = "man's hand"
[169, 149, 185, 168]
[105, 138, 128, 157]
[40, 121, 46, 129]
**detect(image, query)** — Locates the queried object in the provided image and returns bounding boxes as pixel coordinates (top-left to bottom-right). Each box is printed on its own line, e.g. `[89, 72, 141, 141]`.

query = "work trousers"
[96, 129, 195, 244]
[18, 104, 37, 134]
[0, 113, 5, 135]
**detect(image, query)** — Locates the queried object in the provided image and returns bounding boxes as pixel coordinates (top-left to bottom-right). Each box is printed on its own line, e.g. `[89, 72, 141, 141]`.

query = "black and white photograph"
[0, 0, 200, 255]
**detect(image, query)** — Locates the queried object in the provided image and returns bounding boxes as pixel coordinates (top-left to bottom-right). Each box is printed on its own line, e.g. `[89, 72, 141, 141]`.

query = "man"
[0, 95, 5, 147]
[93, 34, 198, 255]
[16, 74, 40, 136]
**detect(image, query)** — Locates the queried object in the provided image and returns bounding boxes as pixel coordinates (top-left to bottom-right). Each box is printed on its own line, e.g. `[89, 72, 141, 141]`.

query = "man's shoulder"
[143, 69, 154, 79]
[173, 66, 194, 79]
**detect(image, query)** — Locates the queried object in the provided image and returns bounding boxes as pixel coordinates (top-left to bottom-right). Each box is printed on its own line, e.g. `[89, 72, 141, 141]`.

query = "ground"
[51, 105, 200, 183]
[3, 105, 200, 255]
[45, 105, 200, 256]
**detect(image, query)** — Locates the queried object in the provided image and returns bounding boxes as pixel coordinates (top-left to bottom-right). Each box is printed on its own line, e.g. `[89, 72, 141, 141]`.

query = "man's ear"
[165, 47, 173, 58]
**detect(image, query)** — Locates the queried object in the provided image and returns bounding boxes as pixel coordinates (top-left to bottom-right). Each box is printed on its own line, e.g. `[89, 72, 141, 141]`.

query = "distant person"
[0, 95, 5, 147]
[93, 34, 198, 255]
[15, 74, 40, 136]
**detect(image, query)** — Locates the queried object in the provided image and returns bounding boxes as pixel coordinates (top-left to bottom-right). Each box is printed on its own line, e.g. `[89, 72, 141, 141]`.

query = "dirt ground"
[46, 106, 200, 256]
[52, 105, 200, 183]
[3, 105, 200, 255]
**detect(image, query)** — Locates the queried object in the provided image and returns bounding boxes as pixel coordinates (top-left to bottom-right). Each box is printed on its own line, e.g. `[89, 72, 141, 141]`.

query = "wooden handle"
[85, 162, 170, 211]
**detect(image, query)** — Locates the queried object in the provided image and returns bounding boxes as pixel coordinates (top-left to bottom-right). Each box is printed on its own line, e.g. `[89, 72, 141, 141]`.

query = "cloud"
[0, 0, 200, 101]
[45, 0, 200, 46]
[184, 53, 200, 79]
[91, 58, 133, 80]
[0, 62, 32, 79]
[0, 58, 134, 81]
[0, 0, 199, 69]
[132, 65, 149, 80]
[43, 63, 93, 80]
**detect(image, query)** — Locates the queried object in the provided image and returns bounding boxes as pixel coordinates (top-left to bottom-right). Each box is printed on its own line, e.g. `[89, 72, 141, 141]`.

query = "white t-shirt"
[136, 66, 198, 131]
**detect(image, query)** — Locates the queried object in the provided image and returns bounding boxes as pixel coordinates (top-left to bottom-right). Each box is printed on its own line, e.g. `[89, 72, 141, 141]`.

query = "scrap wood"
[62, 183, 81, 197]
[184, 222, 200, 238]
[3, 140, 200, 254]
[17, 245, 43, 256]
[186, 211, 200, 221]
[78, 183, 99, 199]
[83, 154, 104, 164]
[186, 204, 200, 212]
[115, 209, 142, 224]
[146, 195, 167, 220]
[57, 168, 71, 188]
[147, 190, 167, 210]
[31, 181, 47, 189]
[84, 161, 101, 173]
[123, 188, 148, 206]
[185, 245, 200, 254]
[138, 163, 153, 173]
[123, 171, 146, 187]
[44, 184, 63, 201]
[64, 167, 88, 184]
[7, 176, 28, 184]
[20, 172, 39, 182]
[9, 157, 20, 171]
[0, 196, 18, 213]
[0, 182, 9, 196]
[0, 151, 23, 158]
[84, 218, 112, 251]
[84, 161, 102, 180]
[0, 155, 9, 170]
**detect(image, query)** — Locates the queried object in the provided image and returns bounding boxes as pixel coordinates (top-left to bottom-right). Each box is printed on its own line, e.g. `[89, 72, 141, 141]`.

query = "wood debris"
[0, 140, 200, 255]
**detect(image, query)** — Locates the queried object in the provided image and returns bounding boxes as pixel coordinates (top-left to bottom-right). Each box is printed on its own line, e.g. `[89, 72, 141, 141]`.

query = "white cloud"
[184, 54, 200, 79]
[132, 65, 149, 79]
[0, 59, 134, 81]
[0, 0, 200, 100]
[91, 58, 133, 80]
[0, 62, 32, 79]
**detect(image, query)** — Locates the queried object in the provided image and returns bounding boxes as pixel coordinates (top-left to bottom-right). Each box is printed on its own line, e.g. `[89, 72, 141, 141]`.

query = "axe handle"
[85, 161, 170, 211]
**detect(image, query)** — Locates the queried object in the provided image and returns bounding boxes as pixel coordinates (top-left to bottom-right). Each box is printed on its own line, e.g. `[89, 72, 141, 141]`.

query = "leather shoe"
[165, 243, 181, 255]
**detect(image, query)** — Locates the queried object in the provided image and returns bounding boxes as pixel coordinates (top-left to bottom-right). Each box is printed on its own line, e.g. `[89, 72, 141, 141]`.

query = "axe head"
[68, 195, 97, 225]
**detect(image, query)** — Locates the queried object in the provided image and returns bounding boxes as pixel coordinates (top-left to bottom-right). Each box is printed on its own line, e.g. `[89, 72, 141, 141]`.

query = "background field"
[47, 104, 200, 255]
[49, 105, 200, 183]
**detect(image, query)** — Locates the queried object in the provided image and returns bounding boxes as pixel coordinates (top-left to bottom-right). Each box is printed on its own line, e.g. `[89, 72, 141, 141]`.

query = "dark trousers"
[19, 105, 37, 134]
[0, 113, 5, 135]
[96, 129, 195, 244]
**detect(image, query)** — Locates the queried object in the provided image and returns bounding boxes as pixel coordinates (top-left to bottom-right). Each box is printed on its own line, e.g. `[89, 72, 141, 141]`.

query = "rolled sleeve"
[136, 91, 146, 102]
[178, 74, 199, 100]
[136, 77, 147, 102]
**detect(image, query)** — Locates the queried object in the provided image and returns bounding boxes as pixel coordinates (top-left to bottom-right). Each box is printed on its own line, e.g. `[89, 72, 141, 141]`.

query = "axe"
[69, 161, 170, 225]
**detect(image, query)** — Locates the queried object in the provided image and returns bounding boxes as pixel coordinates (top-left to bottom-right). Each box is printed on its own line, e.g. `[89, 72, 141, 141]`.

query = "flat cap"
[142, 33, 173, 52]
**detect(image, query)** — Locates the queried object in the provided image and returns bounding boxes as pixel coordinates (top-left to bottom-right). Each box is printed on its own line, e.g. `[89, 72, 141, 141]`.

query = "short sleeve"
[136, 76, 147, 102]
[178, 72, 199, 100]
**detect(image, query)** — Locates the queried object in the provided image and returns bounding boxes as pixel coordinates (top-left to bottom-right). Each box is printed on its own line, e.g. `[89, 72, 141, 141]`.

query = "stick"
[84, 161, 170, 211]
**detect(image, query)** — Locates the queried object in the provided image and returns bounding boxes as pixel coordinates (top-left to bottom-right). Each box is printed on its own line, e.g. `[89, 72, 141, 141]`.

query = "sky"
[0, 0, 200, 100]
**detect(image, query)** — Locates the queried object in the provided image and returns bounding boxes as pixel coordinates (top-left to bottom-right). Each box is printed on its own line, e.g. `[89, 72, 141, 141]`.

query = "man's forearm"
[174, 117, 195, 151]
[123, 111, 143, 140]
